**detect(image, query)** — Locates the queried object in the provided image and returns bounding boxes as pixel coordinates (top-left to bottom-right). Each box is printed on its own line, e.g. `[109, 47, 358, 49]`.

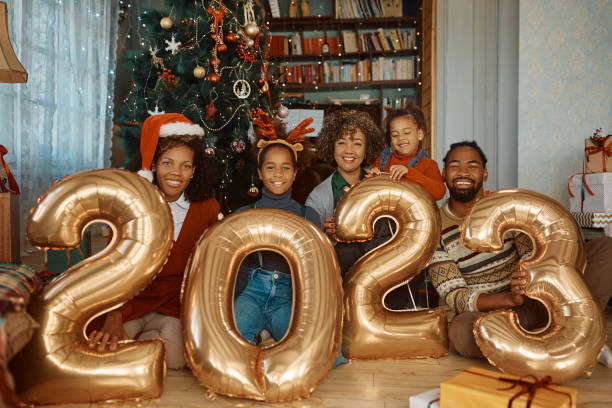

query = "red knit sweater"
[372, 151, 446, 201]
[120, 198, 221, 321]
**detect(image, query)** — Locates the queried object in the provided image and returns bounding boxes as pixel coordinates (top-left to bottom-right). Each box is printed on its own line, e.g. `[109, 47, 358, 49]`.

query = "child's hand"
[509, 263, 528, 306]
[324, 217, 336, 238]
[365, 167, 381, 178]
[88, 310, 128, 352]
[389, 165, 409, 180]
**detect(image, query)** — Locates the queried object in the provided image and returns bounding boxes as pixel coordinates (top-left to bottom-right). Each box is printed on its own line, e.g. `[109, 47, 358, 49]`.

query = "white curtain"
[0, 0, 118, 251]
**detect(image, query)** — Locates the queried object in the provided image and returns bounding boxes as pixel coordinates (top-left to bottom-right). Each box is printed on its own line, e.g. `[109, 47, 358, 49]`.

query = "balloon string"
[407, 283, 416, 310]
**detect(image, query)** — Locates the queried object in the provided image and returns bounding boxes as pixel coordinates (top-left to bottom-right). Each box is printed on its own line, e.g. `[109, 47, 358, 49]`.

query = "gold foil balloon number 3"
[12, 169, 174, 405]
[463, 189, 606, 383]
[334, 175, 449, 358]
[182, 209, 343, 402]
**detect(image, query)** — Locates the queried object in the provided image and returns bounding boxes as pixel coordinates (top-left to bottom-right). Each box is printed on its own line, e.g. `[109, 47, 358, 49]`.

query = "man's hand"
[365, 167, 381, 178]
[88, 310, 128, 352]
[388, 165, 409, 181]
[508, 263, 528, 306]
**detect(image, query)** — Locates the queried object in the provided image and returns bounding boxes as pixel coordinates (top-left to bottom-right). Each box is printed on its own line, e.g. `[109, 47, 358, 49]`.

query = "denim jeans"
[234, 267, 349, 368]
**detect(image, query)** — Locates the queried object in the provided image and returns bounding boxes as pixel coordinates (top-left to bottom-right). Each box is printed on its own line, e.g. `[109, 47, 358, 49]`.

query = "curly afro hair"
[384, 102, 427, 146]
[316, 109, 385, 167]
[127, 135, 216, 202]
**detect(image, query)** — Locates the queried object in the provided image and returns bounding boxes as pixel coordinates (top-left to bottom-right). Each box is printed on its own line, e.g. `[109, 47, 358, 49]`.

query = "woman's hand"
[88, 310, 128, 352]
[324, 217, 336, 238]
[388, 165, 409, 181]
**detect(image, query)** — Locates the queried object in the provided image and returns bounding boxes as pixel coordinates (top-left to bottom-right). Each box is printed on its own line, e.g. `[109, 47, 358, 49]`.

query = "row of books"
[284, 56, 416, 84]
[269, 28, 416, 57]
[335, 0, 409, 19]
[342, 28, 416, 53]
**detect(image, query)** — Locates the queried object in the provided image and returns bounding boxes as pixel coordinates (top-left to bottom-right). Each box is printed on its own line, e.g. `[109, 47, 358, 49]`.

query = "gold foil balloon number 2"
[13, 169, 174, 405]
[334, 175, 449, 358]
[463, 189, 606, 383]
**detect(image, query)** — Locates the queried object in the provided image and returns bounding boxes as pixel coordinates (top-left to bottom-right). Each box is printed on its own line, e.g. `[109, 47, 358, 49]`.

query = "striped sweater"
[427, 200, 532, 314]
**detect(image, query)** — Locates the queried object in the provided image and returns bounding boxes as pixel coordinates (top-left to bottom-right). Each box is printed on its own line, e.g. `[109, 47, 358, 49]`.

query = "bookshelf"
[264, 0, 433, 154]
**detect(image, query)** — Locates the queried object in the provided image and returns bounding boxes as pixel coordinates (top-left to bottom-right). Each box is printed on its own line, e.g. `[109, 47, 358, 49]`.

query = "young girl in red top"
[88, 113, 221, 370]
[367, 103, 446, 201]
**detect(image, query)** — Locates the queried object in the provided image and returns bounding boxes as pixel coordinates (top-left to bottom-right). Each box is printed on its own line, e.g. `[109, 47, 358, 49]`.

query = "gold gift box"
[585, 136, 612, 173]
[440, 367, 577, 408]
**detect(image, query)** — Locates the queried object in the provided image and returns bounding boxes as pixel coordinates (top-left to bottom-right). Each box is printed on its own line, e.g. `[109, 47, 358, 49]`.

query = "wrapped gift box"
[568, 172, 612, 212]
[440, 367, 577, 408]
[0, 192, 20, 263]
[585, 135, 612, 173]
[410, 388, 440, 408]
[571, 212, 612, 228]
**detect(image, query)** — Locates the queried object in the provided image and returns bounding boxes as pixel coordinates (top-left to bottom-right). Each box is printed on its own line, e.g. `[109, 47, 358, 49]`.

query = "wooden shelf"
[266, 16, 418, 30]
[280, 80, 418, 90]
[269, 49, 418, 62]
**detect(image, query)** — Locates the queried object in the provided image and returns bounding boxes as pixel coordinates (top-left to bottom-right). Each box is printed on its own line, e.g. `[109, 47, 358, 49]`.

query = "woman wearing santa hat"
[88, 113, 221, 370]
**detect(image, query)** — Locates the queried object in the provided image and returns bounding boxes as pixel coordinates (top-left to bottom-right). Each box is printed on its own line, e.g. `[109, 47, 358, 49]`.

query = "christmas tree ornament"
[164, 35, 181, 54]
[248, 185, 259, 197]
[207, 72, 221, 83]
[160, 16, 173, 29]
[231, 138, 246, 153]
[149, 46, 164, 69]
[277, 104, 290, 118]
[225, 32, 238, 44]
[209, 57, 221, 67]
[193, 65, 206, 79]
[204, 147, 215, 158]
[205, 99, 218, 121]
[218, 43, 228, 53]
[211, 32, 218, 40]
[233, 79, 251, 99]
[244, 22, 259, 38]
[147, 105, 165, 116]
[259, 81, 269, 93]
[257, 77, 265, 87]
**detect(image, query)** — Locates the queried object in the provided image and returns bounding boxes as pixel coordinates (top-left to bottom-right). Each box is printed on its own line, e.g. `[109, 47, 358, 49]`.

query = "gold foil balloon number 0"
[182, 209, 343, 402]
[462, 189, 606, 383]
[12, 169, 174, 405]
[334, 175, 448, 358]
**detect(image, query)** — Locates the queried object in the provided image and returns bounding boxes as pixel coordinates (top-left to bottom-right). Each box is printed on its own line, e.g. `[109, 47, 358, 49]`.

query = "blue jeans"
[234, 267, 349, 368]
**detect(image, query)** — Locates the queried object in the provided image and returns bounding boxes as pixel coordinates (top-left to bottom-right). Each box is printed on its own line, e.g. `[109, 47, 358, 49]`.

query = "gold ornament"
[247, 185, 259, 197]
[12, 169, 172, 404]
[463, 189, 606, 383]
[246, 38, 255, 48]
[160, 16, 173, 29]
[259, 81, 269, 93]
[244, 22, 260, 38]
[334, 174, 448, 359]
[182, 209, 342, 402]
[193, 65, 206, 79]
[204, 147, 215, 157]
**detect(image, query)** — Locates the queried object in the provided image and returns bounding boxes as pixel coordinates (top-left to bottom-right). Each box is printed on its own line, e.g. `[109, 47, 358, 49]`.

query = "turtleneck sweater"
[238, 187, 321, 274]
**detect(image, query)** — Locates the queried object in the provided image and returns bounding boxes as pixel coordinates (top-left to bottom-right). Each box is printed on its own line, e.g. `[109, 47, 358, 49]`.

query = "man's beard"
[449, 178, 483, 203]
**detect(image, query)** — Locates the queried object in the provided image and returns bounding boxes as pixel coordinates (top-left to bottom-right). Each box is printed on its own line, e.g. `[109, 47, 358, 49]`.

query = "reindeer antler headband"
[252, 108, 314, 161]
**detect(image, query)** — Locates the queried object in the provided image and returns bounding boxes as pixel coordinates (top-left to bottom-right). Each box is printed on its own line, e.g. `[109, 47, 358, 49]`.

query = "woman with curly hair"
[89, 113, 221, 370]
[305, 109, 388, 275]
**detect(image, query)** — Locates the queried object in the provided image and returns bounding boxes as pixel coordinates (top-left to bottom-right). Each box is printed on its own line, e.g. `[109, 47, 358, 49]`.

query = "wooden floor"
[20, 237, 612, 408]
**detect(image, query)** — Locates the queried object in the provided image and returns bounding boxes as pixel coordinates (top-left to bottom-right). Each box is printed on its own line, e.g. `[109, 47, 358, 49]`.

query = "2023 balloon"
[463, 189, 606, 383]
[13, 169, 173, 405]
[182, 209, 343, 402]
[334, 174, 448, 359]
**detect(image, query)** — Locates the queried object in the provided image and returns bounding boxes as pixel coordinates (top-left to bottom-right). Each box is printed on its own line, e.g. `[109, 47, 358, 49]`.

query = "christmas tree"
[116, 0, 278, 211]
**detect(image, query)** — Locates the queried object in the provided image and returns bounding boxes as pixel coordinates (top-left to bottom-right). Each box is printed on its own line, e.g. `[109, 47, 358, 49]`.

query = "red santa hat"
[137, 113, 204, 181]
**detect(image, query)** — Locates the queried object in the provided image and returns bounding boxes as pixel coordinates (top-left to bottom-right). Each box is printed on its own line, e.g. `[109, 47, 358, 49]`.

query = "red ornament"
[257, 78, 265, 88]
[211, 32, 218, 40]
[209, 57, 220, 67]
[225, 32, 238, 44]
[218, 43, 228, 53]
[207, 72, 221, 83]
[205, 100, 218, 121]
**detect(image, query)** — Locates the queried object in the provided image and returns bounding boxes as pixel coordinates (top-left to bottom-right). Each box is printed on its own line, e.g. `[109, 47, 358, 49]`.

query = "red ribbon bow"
[0, 144, 20, 195]
[585, 135, 612, 172]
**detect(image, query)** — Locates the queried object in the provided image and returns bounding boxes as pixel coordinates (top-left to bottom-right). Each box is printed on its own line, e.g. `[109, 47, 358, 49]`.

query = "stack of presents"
[568, 129, 612, 238]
